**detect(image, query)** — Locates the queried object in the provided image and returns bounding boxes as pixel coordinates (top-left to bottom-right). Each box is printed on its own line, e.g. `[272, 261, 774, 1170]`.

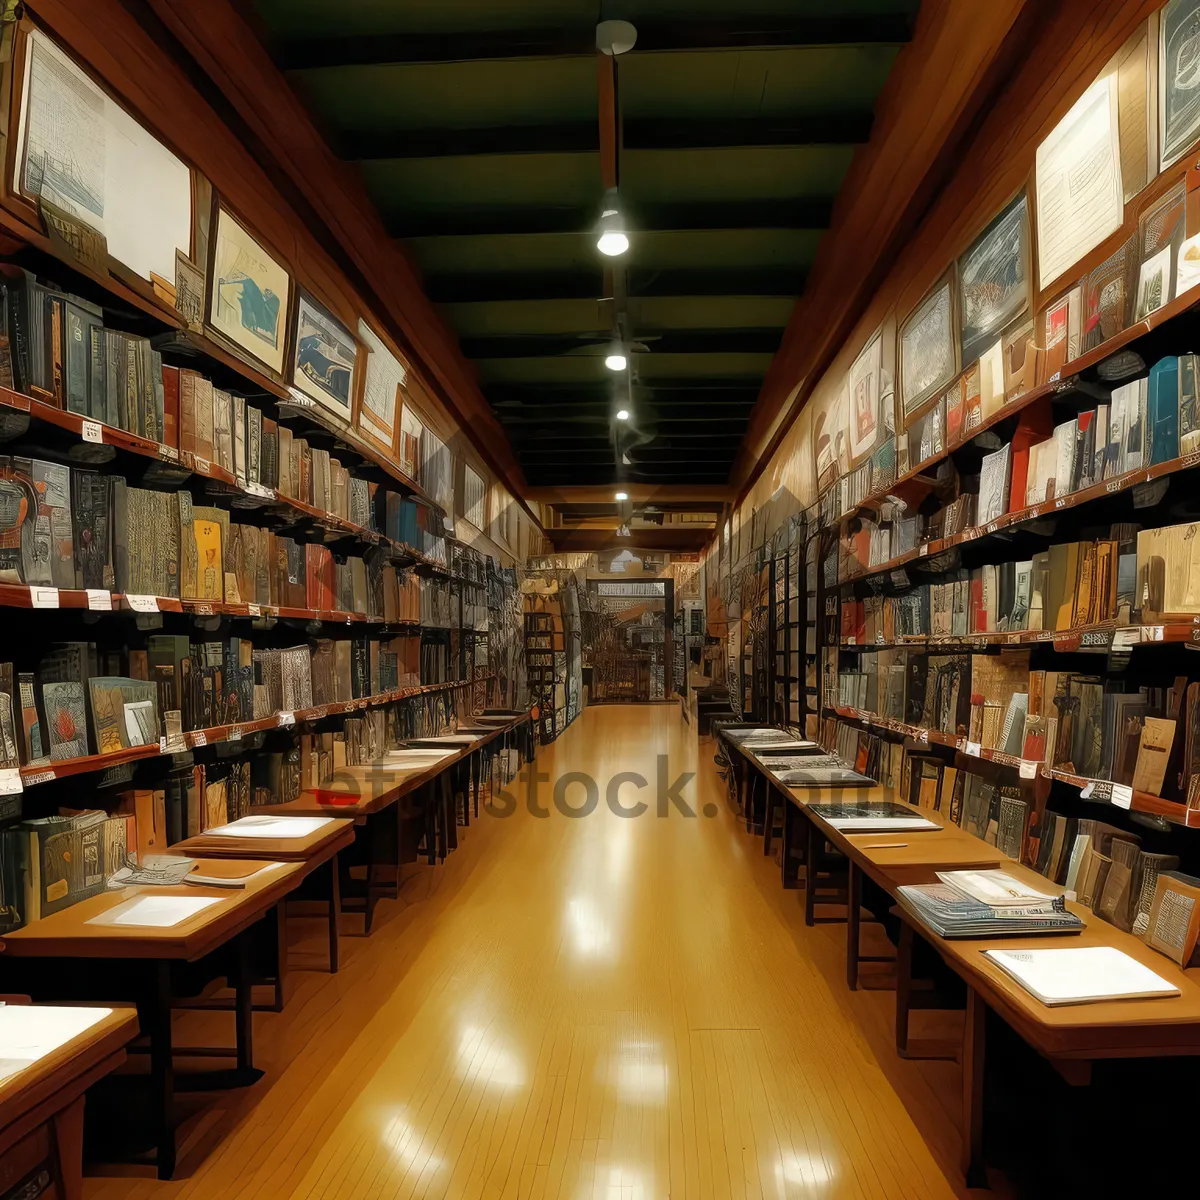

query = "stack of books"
[897, 869, 1084, 938]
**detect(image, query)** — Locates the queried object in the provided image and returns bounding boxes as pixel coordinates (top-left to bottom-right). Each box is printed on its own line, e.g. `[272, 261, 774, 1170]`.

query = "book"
[982, 945, 1179, 1005]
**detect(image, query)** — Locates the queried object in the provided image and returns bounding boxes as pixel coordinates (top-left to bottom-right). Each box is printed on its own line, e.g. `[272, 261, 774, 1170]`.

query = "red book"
[1008, 398, 1054, 514]
[161, 363, 180, 451]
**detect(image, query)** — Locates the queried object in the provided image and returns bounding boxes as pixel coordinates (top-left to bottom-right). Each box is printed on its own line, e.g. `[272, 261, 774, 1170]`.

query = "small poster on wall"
[291, 292, 357, 422]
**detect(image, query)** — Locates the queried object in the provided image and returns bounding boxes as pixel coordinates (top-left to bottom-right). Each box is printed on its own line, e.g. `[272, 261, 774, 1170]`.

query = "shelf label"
[159, 736, 167, 753]
[158, 444, 180, 463]
[277, 711, 295, 728]
[1019, 759, 1038, 779]
[81, 419, 103, 444]
[247, 603, 261, 617]
[192, 731, 207, 747]
[229, 726, 243, 742]
[125, 594, 159, 613]
[85, 589, 112, 611]
[29, 586, 58, 609]
[1054, 497, 1066, 509]
[1111, 783, 1134, 810]
[245, 482, 273, 499]
[0, 768, 23, 794]
[1112, 627, 1141, 649]
[22, 768, 54, 787]
[1146, 625, 1164, 641]
[192, 603, 214, 616]
[193, 456, 211, 474]
[965, 740, 981, 758]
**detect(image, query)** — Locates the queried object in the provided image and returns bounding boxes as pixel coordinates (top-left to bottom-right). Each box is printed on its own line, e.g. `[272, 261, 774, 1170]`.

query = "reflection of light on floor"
[773, 1151, 836, 1192]
[379, 1108, 441, 1174]
[579, 1165, 649, 1199]
[456, 1024, 526, 1091]
[609, 1040, 668, 1106]
[566, 895, 613, 959]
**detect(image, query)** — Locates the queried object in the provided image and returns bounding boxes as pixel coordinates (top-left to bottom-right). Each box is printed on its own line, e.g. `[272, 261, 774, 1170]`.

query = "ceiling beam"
[544, 527, 714, 552]
[271, 15, 914, 70]
[487, 382, 761, 403]
[463, 330, 782, 358]
[393, 198, 832, 239]
[528, 485, 734, 503]
[336, 114, 871, 161]
[423, 267, 803, 303]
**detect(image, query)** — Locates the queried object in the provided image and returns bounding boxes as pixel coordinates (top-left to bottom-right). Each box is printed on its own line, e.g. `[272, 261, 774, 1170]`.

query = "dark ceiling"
[249, 0, 917, 489]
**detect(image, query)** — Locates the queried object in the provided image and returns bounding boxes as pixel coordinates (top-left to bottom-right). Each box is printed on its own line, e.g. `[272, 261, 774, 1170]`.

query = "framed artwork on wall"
[291, 290, 358, 423]
[900, 272, 957, 424]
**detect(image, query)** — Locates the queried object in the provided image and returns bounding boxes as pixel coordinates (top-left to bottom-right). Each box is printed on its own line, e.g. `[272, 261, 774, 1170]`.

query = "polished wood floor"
[87, 705, 975, 1199]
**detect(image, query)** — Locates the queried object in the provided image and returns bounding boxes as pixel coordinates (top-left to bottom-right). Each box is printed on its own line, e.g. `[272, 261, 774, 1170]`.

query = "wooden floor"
[86, 705, 978, 1199]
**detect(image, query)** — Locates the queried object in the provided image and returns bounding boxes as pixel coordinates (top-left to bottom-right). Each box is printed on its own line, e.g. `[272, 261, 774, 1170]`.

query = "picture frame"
[290, 290, 359, 423]
[958, 190, 1030, 366]
[206, 204, 291, 376]
[900, 271, 958, 424]
[353, 318, 403, 458]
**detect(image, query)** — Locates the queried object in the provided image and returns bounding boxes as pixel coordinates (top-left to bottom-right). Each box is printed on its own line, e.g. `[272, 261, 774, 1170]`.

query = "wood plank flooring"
[86, 705, 975, 1199]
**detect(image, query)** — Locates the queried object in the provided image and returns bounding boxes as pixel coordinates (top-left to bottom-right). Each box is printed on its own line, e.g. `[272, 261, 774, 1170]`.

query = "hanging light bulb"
[605, 352, 627, 371]
[615, 408, 630, 420]
[615, 491, 628, 501]
[596, 188, 629, 257]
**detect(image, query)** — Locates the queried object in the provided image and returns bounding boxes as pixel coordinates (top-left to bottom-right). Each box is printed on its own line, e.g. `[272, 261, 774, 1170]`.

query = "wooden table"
[172, 816, 355, 976]
[0, 1004, 138, 1200]
[894, 861, 1200, 1184]
[2, 859, 304, 1179]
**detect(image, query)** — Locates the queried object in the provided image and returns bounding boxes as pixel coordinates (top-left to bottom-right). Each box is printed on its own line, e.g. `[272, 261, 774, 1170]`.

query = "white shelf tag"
[1111, 783, 1134, 810]
[125, 594, 159, 613]
[965, 741, 981, 758]
[81, 419, 103, 444]
[29, 587, 58, 609]
[1019, 760, 1038, 780]
[86, 589, 112, 611]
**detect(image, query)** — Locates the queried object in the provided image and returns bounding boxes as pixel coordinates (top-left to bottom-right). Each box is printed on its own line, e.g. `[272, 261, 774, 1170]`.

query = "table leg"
[895, 921, 913, 1056]
[273, 900, 289, 1012]
[459, 760, 470, 828]
[846, 860, 861, 991]
[235, 933, 255, 1075]
[328, 851, 341, 973]
[471, 750, 481, 818]
[961, 986, 987, 1187]
[805, 817, 818, 927]
[440, 772, 455, 855]
[53, 1093, 85, 1200]
[145, 960, 175, 1180]
[763, 788, 777, 856]
[425, 783, 438, 866]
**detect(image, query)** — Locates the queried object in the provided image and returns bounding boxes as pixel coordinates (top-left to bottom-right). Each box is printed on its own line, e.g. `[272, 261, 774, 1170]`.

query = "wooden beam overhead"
[527, 484, 734, 503]
[334, 114, 872, 161]
[462, 330, 782, 359]
[270, 15, 915, 71]
[392, 198, 833, 239]
[545, 527, 714, 552]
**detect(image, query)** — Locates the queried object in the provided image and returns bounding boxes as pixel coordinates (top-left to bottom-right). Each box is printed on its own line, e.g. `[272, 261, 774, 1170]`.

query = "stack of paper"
[983, 945, 1179, 1005]
[898, 870, 1083, 938]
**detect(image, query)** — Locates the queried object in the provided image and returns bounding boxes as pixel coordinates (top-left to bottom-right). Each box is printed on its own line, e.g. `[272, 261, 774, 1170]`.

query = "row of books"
[0, 686, 479, 931]
[836, 650, 1193, 801]
[0, 627, 475, 768]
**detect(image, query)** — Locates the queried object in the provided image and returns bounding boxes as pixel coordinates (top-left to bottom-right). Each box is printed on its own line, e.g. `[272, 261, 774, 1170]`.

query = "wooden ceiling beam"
[544, 527, 714, 552]
[271, 15, 914, 70]
[463, 329, 781, 358]
[394, 198, 832, 238]
[528, 484, 734, 504]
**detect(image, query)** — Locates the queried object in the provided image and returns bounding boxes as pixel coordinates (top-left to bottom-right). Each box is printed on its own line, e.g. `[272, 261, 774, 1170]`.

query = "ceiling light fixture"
[616, 408, 630, 420]
[596, 188, 629, 257]
[605, 352, 627, 372]
[615, 491, 628, 501]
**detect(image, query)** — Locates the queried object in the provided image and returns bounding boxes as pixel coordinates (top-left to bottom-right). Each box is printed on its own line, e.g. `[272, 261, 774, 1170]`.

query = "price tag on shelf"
[247, 604, 261, 617]
[193, 456, 211, 475]
[192, 603, 214, 616]
[1019, 759, 1038, 780]
[159, 737, 167, 753]
[86, 589, 112, 611]
[245, 482, 273, 499]
[23, 768, 54, 787]
[965, 741, 981, 758]
[29, 587, 58, 609]
[158, 444, 180, 463]
[192, 731, 207, 747]
[1111, 627, 1141, 649]
[125, 594, 159, 613]
[918, 544, 929, 556]
[1111, 783, 1134, 810]
[277, 711, 295, 728]
[81, 419, 103, 444]
[229, 726, 243, 742]
[0, 768, 23, 794]
[1146, 625, 1164, 641]
[1080, 780, 1096, 799]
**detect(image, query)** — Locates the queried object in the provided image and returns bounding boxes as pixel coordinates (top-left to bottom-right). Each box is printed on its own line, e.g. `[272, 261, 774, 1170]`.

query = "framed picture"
[1161, 0, 1200, 171]
[399, 405, 423, 483]
[900, 272, 958, 422]
[354, 318, 403, 456]
[958, 191, 1030, 366]
[207, 206, 290, 375]
[291, 291, 358, 422]
[847, 330, 883, 463]
[811, 379, 850, 495]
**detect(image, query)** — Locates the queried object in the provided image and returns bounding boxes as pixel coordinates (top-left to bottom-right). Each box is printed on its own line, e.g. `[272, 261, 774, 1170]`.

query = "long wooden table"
[716, 724, 1200, 1187]
[172, 816, 355, 977]
[0, 1004, 139, 1200]
[1, 859, 305, 1179]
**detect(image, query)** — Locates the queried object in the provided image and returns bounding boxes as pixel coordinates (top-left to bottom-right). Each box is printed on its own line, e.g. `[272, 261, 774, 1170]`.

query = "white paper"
[85, 589, 112, 611]
[0, 768, 23, 795]
[81, 420, 103, 444]
[1035, 73, 1124, 291]
[965, 741, 982, 758]
[0, 1005, 112, 1083]
[1111, 783, 1134, 809]
[124, 594, 159, 613]
[29, 587, 58, 609]
[983, 945, 1179, 1006]
[14, 31, 191, 284]
[1019, 760, 1038, 780]
[830, 817, 940, 832]
[206, 815, 332, 839]
[88, 894, 222, 928]
[938, 869, 1060, 906]
[386, 749, 456, 762]
[357, 319, 404, 446]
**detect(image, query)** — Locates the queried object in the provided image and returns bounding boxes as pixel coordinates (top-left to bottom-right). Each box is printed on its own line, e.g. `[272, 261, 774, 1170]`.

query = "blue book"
[1147, 356, 1180, 465]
